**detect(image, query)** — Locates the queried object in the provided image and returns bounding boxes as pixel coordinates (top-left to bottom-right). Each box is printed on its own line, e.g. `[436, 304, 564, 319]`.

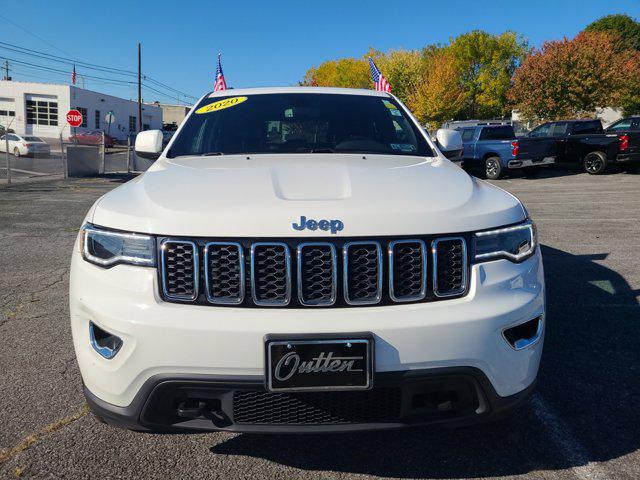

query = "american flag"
[71, 65, 77, 85]
[213, 53, 227, 91]
[368, 57, 391, 92]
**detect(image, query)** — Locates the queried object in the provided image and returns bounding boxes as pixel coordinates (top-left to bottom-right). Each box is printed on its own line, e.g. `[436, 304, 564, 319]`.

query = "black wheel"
[485, 156, 503, 180]
[13, 147, 20, 157]
[583, 151, 607, 175]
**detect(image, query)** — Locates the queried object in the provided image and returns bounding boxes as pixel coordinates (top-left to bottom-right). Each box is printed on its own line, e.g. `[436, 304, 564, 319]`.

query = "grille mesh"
[390, 241, 426, 301]
[298, 244, 336, 306]
[205, 243, 243, 303]
[434, 238, 466, 296]
[251, 243, 290, 305]
[161, 241, 197, 300]
[344, 243, 381, 304]
[233, 388, 402, 424]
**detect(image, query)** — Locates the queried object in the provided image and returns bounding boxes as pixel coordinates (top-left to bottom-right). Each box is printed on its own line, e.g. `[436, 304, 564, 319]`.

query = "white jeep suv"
[70, 87, 544, 433]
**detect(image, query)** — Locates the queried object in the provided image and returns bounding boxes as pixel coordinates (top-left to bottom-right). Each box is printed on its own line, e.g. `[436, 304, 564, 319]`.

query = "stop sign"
[66, 109, 83, 127]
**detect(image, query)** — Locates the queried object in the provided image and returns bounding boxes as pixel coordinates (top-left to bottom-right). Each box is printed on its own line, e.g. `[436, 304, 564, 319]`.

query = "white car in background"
[0, 133, 51, 157]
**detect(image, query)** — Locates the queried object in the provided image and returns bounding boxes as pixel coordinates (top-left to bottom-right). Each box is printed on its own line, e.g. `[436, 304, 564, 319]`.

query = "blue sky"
[0, 0, 638, 104]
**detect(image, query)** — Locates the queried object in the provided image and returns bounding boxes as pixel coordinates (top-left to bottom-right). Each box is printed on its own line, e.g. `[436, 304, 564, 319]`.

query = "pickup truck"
[604, 116, 640, 165]
[70, 87, 545, 433]
[457, 125, 556, 179]
[528, 119, 621, 174]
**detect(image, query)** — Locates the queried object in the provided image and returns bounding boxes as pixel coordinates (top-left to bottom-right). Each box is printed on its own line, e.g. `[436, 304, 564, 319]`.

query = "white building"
[0, 80, 162, 141]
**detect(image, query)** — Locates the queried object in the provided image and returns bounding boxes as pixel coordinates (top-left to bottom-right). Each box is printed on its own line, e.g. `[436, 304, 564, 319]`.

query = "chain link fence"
[1, 134, 150, 184]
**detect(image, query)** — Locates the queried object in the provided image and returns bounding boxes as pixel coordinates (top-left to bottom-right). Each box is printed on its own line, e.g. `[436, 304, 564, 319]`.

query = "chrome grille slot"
[389, 240, 427, 302]
[343, 242, 382, 305]
[432, 237, 467, 297]
[204, 242, 244, 304]
[160, 240, 198, 301]
[297, 243, 337, 306]
[250, 242, 291, 306]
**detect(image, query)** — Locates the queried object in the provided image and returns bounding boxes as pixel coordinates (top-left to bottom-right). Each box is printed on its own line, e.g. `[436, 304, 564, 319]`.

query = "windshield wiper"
[202, 151, 224, 156]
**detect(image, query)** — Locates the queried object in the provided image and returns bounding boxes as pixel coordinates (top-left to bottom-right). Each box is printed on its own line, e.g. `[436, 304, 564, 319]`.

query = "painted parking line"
[531, 394, 609, 480]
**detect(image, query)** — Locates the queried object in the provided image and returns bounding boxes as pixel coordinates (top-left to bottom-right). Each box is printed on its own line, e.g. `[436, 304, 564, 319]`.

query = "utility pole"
[3, 60, 9, 81]
[137, 43, 142, 132]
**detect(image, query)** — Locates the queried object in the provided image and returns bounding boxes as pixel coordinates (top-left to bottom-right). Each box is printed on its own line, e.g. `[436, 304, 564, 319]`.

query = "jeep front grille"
[158, 236, 469, 308]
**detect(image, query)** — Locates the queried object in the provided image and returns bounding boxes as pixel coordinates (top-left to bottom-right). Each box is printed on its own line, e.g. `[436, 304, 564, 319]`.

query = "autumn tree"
[407, 50, 466, 128]
[584, 14, 640, 115]
[509, 31, 633, 121]
[301, 57, 370, 89]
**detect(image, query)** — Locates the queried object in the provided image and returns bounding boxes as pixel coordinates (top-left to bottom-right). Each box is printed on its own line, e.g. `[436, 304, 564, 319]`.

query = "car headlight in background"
[474, 220, 537, 263]
[81, 224, 156, 267]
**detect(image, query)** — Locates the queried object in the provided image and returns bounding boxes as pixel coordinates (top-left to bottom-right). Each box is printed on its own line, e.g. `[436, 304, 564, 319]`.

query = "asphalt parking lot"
[1, 166, 639, 479]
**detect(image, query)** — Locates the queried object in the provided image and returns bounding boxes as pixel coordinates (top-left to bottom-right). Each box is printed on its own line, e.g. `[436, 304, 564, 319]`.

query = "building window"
[129, 116, 136, 132]
[26, 100, 58, 126]
[95, 110, 101, 129]
[74, 107, 88, 128]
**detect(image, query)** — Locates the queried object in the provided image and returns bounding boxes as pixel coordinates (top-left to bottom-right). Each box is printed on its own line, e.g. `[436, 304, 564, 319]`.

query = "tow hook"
[177, 401, 231, 427]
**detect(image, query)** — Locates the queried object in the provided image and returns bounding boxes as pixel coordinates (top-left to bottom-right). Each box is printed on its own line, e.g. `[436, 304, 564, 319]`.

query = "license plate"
[266, 336, 373, 392]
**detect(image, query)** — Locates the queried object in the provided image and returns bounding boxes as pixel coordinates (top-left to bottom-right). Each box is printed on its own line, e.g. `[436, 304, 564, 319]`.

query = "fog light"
[89, 322, 123, 359]
[503, 317, 543, 350]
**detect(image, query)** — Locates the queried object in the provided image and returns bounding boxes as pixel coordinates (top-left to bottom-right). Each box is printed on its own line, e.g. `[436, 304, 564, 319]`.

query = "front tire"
[485, 156, 503, 180]
[583, 151, 607, 175]
[13, 147, 20, 158]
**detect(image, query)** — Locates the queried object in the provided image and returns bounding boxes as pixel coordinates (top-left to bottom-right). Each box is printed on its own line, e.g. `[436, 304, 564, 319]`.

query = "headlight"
[81, 224, 156, 267]
[474, 219, 537, 263]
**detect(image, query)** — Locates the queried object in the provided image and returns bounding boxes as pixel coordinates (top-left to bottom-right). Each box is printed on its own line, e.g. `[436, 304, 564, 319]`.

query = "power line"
[0, 41, 198, 100]
[0, 14, 72, 56]
[0, 42, 137, 76]
[0, 55, 136, 86]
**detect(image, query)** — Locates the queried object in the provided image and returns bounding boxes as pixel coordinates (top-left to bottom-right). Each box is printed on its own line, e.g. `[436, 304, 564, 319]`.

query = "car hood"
[91, 154, 525, 237]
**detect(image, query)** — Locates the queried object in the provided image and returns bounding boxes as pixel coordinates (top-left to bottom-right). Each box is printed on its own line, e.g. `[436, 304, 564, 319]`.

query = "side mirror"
[134, 130, 163, 160]
[435, 129, 463, 159]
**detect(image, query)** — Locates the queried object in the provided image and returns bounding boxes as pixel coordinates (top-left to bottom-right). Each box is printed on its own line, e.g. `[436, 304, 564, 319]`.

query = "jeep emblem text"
[292, 216, 344, 234]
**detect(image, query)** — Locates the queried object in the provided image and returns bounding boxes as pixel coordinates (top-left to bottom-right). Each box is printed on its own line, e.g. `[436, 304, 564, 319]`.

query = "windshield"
[167, 93, 433, 158]
[23, 136, 43, 142]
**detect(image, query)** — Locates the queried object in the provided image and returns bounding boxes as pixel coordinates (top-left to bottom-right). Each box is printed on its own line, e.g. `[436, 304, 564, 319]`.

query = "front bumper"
[70, 244, 545, 432]
[85, 367, 536, 433]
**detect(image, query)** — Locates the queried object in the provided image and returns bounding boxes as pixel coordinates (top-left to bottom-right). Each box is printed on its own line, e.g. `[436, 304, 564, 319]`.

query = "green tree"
[448, 30, 529, 119]
[585, 14, 640, 51]
[509, 31, 631, 121]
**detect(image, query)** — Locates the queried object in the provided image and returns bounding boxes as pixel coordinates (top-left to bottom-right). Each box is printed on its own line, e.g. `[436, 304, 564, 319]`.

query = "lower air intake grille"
[233, 388, 402, 424]
[160, 240, 198, 301]
[433, 237, 467, 297]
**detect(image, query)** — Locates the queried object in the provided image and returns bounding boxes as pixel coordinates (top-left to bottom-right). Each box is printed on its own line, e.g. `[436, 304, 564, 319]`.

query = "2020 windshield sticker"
[195, 96, 248, 114]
